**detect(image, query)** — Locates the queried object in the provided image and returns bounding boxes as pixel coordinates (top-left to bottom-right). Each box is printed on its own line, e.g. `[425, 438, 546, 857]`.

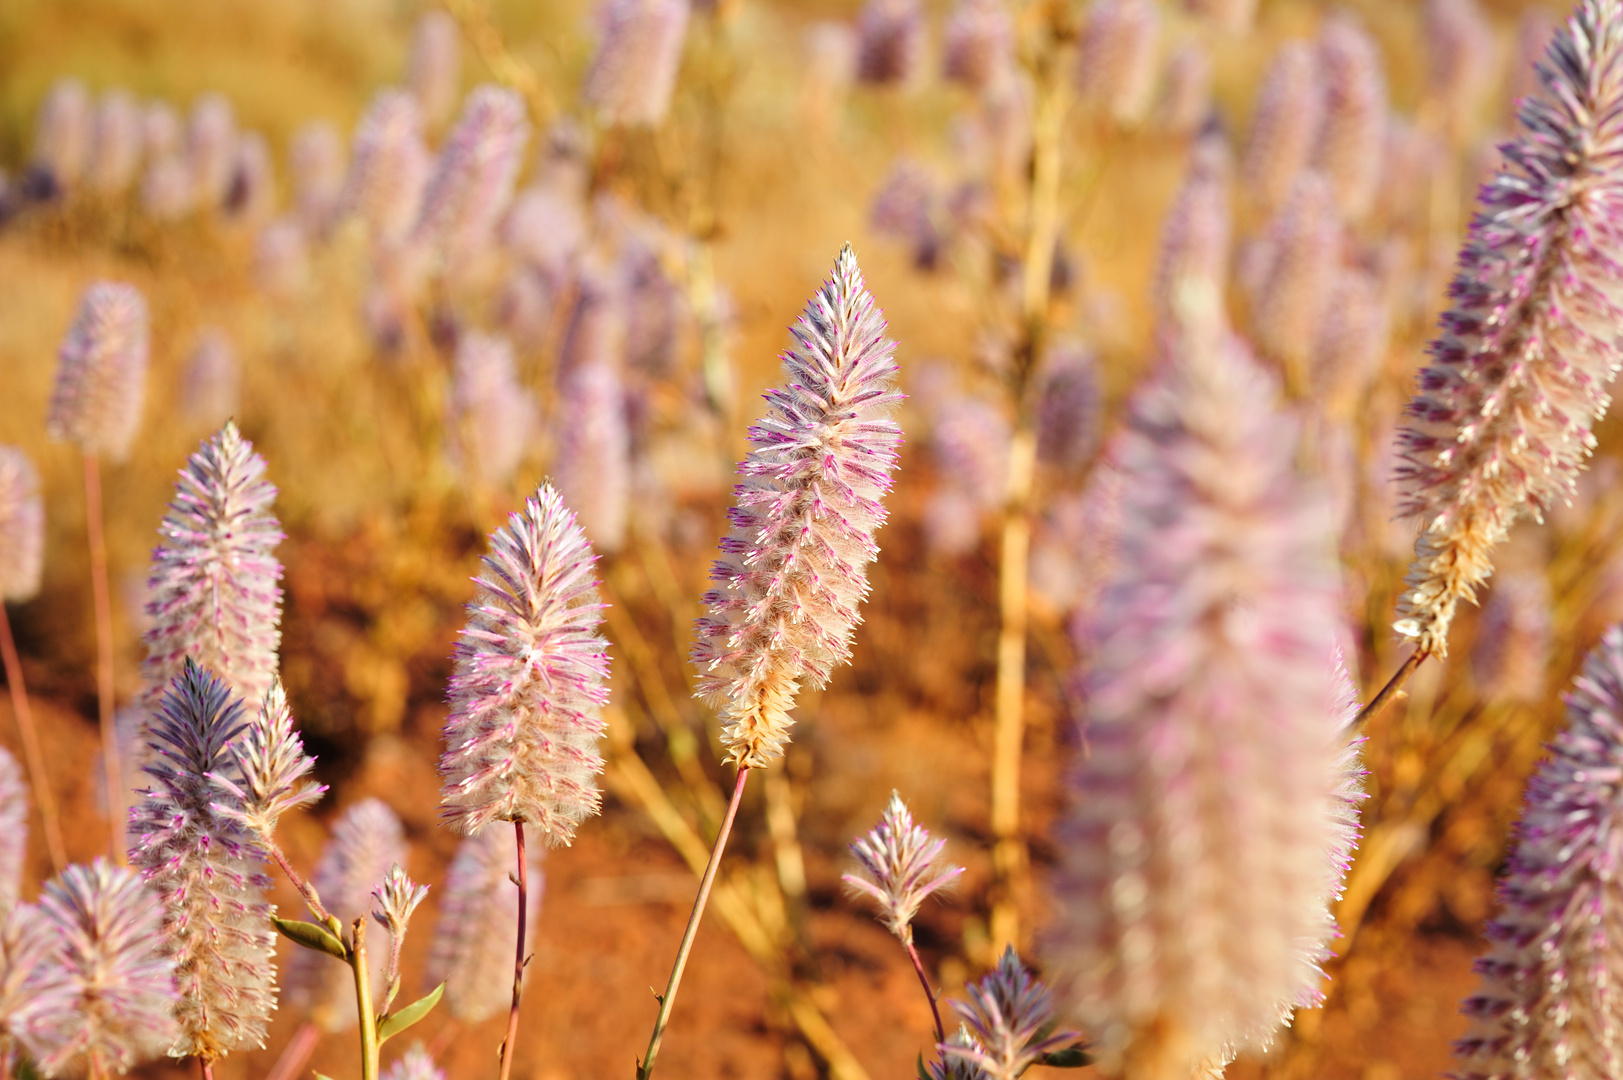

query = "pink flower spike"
[842, 791, 963, 945]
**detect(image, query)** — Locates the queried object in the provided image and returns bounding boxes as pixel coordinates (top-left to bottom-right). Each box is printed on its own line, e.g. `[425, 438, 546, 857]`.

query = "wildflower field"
[0, 0, 1614, 1077]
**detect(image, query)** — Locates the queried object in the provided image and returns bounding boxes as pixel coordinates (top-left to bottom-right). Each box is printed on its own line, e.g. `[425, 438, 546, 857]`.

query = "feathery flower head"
[47, 282, 149, 462]
[127, 660, 276, 1061]
[1454, 625, 1623, 1076]
[1241, 41, 1324, 214]
[290, 121, 346, 234]
[942, 0, 1013, 93]
[284, 798, 403, 1032]
[427, 827, 543, 1023]
[842, 791, 963, 945]
[371, 863, 429, 941]
[141, 422, 284, 715]
[341, 89, 431, 244]
[186, 94, 236, 210]
[13, 860, 178, 1079]
[1043, 311, 1352, 1066]
[0, 448, 44, 603]
[413, 85, 530, 268]
[693, 246, 903, 768]
[449, 333, 538, 489]
[1154, 127, 1232, 327]
[407, 11, 463, 128]
[32, 79, 91, 192]
[438, 485, 611, 840]
[211, 677, 325, 840]
[1312, 14, 1386, 222]
[943, 947, 1078, 1080]
[88, 91, 143, 197]
[1076, 0, 1162, 127]
[1394, 0, 1623, 657]
[583, 0, 692, 126]
[0, 748, 27, 920]
[855, 0, 925, 86]
[383, 1043, 445, 1080]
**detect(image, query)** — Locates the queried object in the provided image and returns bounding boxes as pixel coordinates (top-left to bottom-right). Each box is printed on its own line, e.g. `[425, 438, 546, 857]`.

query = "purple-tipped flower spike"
[583, 0, 692, 126]
[127, 660, 277, 1062]
[554, 350, 631, 556]
[407, 11, 463, 129]
[1043, 303, 1352, 1066]
[186, 94, 237, 211]
[930, 1027, 991, 1080]
[88, 90, 144, 198]
[13, 859, 178, 1078]
[141, 422, 284, 715]
[1453, 625, 1623, 1076]
[1394, 0, 1623, 658]
[942, 948, 1078, 1080]
[413, 86, 530, 270]
[1311, 15, 1386, 222]
[47, 282, 149, 463]
[0, 448, 45, 603]
[942, 0, 1013, 93]
[0, 905, 52, 1036]
[842, 792, 964, 945]
[449, 333, 538, 489]
[290, 121, 346, 234]
[341, 90, 431, 244]
[1424, 0, 1497, 141]
[285, 798, 403, 1032]
[179, 328, 241, 427]
[383, 1043, 445, 1080]
[1253, 171, 1342, 384]
[855, 0, 925, 86]
[1075, 0, 1162, 127]
[0, 749, 27, 919]
[1153, 129, 1231, 329]
[694, 246, 903, 769]
[32, 79, 92, 193]
[1241, 42, 1324, 215]
[211, 677, 325, 840]
[426, 827, 543, 1024]
[1470, 570, 1553, 703]
[437, 485, 611, 840]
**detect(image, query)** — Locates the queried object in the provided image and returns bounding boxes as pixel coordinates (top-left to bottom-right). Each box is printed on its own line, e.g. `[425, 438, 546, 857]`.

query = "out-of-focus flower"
[942, 947, 1078, 1080]
[223, 131, 275, 225]
[1394, 0, 1623, 657]
[1076, 0, 1162, 127]
[383, 1044, 444, 1080]
[802, 21, 858, 128]
[1454, 625, 1623, 1076]
[1044, 305, 1352, 1066]
[1182, 0, 1255, 33]
[211, 677, 325, 841]
[47, 282, 149, 462]
[1312, 14, 1386, 222]
[1312, 267, 1390, 416]
[1509, 8, 1559, 111]
[1253, 172, 1341, 384]
[1153, 128, 1230, 327]
[448, 333, 537, 489]
[0, 448, 44, 604]
[179, 328, 241, 427]
[871, 160, 944, 271]
[140, 422, 284, 714]
[140, 154, 195, 220]
[87, 91, 143, 197]
[438, 485, 611, 841]
[284, 798, 404, 1032]
[142, 103, 181, 162]
[186, 94, 237, 211]
[13, 859, 178, 1079]
[1158, 45, 1213, 136]
[127, 661, 277, 1062]
[1242, 41, 1324, 214]
[407, 11, 462, 128]
[427, 828, 543, 1023]
[1424, 0, 1497, 140]
[256, 217, 312, 299]
[694, 247, 904, 768]
[0, 749, 26, 918]
[554, 350, 631, 555]
[413, 86, 530, 272]
[583, 0, 692, 126]
[32, 79, 92, 194]
[290, 121, 346, 234]
[1035, 344, 1099, 476]
[1470, 571, 1553, 703]
[843, 791, 964, 945]
[340, 90, 431, 244]
[943, 0, 1013, 93]
[855, 0, 924, 87]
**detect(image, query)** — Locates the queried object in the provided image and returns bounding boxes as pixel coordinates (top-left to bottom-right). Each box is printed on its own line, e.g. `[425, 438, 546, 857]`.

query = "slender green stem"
[0, 604, 65, 871]
[353, 918, 380, 1080]
[83, 454, 122, 863]
[498, 820, 529, 1080]
[637, 766, 751, 1080]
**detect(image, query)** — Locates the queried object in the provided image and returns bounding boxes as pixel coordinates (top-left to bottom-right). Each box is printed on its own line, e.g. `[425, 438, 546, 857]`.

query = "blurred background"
[0, 0, 1608, 1077]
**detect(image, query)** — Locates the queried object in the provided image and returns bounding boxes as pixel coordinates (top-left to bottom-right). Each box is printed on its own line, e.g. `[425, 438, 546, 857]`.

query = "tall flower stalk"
[1384, 0, 1623, 692]
[438, 484, 610, 1080]
[639, 245, 902, 1080]
[46, 282, 148, 859]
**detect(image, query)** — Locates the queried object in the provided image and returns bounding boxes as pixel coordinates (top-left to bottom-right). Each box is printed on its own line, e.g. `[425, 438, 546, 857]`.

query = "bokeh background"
[0, 0, 1609, 1077]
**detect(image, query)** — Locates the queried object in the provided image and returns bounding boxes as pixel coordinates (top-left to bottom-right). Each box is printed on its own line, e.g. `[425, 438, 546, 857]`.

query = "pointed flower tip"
[843, 791, 963, 943]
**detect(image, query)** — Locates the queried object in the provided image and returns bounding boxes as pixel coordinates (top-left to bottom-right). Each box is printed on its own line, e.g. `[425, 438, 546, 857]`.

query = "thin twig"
[0, 604, 66, 870]
[637, 766, 751, 1080]
[263, 1022, 320, 1080]
[266, 837, 335, 926]
[904, 938, 945, 1047]
[1355, 650, 1427, 727]
[83, 454, 122, 863]
[498, 821, 530, 1080]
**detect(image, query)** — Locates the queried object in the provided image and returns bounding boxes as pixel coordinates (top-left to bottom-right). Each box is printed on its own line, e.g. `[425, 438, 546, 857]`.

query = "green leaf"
[378, 981, 444, 1042]
[272, 916, 347, 960]
[1035, 1046, 1091, 1068]
[915, 1052, 933, 1080]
